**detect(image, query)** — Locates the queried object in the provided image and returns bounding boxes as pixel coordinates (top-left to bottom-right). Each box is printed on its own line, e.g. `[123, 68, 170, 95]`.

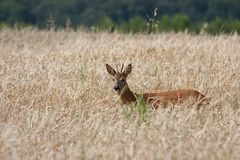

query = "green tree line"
[0, 0, 240, 34]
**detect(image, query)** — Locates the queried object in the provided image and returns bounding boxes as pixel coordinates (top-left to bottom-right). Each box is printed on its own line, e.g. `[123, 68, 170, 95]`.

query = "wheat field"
[0, 28, 240, 160]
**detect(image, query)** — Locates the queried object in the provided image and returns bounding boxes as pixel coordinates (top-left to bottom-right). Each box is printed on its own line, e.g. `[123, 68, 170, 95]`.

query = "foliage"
[128, 16, 147, 33]
[146, 8, 159, 34]
[135, 94, 148, 123]
[96, 17, 115, 31]
[159, 15, 171, 32]
[171, 14, 190, 32]
[207, 17, 225, 34]
[0, 0, 240, 34]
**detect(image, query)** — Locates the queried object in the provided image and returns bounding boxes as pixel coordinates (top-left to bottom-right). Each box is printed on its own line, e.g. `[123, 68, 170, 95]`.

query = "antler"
[115, 63, 124, 72]
[116, 64, 119, 72]
[120, 63, 124, 72]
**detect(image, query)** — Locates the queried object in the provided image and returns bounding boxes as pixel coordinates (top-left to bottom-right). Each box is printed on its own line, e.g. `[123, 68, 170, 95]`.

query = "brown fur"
[106, 64, 208, 108]
[143, 89, 207, 108]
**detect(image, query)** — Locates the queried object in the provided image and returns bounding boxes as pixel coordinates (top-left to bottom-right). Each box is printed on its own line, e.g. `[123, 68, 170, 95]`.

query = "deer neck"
[119, 85, 136, 104]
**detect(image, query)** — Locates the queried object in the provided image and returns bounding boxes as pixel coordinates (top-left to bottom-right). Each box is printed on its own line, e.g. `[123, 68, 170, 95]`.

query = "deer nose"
[114, 86, 120, 91]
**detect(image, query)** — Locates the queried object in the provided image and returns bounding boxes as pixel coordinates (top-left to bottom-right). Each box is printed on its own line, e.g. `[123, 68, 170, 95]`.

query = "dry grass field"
[0, 28, 240, 160]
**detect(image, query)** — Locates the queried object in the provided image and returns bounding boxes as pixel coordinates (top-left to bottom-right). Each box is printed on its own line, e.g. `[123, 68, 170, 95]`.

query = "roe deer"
[106, 63, 208, 108]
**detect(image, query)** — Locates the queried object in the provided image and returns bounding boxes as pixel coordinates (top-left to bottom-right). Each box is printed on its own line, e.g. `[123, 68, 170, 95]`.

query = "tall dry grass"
[0, 28, 240, 160]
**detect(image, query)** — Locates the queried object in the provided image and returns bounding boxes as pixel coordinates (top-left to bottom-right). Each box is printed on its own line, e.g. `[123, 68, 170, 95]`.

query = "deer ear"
[124, 64, 132, 75]
[106, 64, 116, 76]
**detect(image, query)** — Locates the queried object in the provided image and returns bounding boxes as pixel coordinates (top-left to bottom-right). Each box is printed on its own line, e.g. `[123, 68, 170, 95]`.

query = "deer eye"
[121, 79, 125, 82]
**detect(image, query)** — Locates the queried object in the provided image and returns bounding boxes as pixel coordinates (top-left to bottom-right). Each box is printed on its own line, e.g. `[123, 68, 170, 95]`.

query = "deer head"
[106, 63, 132, 95]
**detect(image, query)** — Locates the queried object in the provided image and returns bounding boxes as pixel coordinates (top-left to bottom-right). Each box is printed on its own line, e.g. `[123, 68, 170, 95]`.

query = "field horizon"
[0, 28, 239, 160]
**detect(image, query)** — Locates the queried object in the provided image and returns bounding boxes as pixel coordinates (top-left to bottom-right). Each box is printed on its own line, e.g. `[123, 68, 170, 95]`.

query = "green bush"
[118, 21, 130, 33]
[128, 16, 147, 33]
[207, 17, 225, 34]
[0, 22, 30, 30]
[159, 15, 171, 32]
[171, 14, 190, 32]
[0, 22, 11, 29]
[225, 20, 240, 34]
[96, 17, 115, 31]
[118, 16, 147, 33]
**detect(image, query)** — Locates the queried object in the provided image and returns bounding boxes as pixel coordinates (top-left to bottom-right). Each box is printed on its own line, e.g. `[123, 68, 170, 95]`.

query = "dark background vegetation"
[0, 0, 240, 34]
